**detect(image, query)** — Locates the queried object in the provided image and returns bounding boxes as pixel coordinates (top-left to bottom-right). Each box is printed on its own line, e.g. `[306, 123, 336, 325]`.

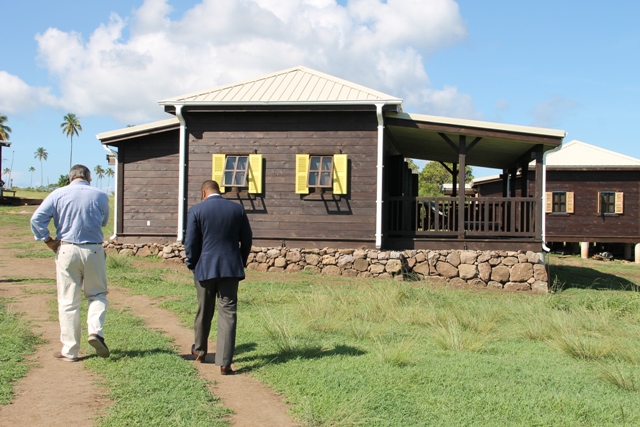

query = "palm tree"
[94, 165, 105, 188]
[2, 168, 10, 182]
[105, 167, 114, 192]
[29, 166, 36, 188]
[34, 147, 48, 186]
[60, 113, 82, 170]
[0, 114, 11, 141]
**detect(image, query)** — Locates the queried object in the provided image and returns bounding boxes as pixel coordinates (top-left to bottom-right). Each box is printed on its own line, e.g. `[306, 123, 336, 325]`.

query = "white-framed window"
[295, 154, 348, 195]
[211, 154, 263, 194]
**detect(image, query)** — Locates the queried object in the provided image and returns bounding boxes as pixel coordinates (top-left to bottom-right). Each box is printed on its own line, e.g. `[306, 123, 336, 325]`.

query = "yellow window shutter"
[295, 154, 309, 194]
[212, 154, 226, 193]
[596, 192, 601, 214]
[545, 192, 552, 213]
[566, 192, 574, 214]
[247, 154, 263, 194]
[333, 154, 348, 195]
[615, 192, 624, 214]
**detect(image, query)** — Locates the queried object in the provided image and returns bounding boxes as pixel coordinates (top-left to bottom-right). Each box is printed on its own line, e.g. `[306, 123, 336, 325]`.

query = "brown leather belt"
[61, 242, 102, 245]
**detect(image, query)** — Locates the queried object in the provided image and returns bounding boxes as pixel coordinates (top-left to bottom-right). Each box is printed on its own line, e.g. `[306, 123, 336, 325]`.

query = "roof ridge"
[158, 65, 402, 104]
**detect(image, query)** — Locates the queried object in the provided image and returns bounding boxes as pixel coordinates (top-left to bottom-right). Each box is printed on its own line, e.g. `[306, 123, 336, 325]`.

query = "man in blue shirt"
[31, 164, 110, 362]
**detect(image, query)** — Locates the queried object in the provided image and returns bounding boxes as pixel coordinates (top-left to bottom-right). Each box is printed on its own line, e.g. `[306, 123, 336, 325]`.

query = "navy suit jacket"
[184, 194, 253, 281]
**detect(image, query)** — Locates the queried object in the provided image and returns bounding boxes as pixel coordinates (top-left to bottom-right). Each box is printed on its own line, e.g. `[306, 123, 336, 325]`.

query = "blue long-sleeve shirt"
[30, 180, 109, 244]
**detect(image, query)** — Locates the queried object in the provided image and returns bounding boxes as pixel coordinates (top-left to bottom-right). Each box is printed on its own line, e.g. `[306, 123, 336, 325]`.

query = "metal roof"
[159, 65, 403, 105]
[97, 118, 180, 143]
[545, 140, 640, 167]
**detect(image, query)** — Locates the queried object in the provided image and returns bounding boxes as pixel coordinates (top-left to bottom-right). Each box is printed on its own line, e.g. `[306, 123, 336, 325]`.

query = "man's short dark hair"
[69, 164, 91, 181]
[202, 180, 220, 192]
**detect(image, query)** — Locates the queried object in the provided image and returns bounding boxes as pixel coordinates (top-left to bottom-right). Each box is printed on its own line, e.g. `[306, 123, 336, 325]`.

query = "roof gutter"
[176, 105, 187, 243]
[375, 103, 385, 248]
[102, 144, 118, 241]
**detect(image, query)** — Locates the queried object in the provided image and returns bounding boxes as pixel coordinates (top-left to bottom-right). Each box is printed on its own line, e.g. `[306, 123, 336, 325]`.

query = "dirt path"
[0, 227, 298, 426]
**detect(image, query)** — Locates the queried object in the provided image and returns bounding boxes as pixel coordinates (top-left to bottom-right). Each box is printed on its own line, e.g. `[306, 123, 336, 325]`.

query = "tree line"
[0, 113, 113, 192]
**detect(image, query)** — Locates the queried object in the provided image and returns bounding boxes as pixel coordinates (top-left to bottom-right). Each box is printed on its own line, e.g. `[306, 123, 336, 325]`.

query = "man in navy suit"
[184, 180, 252, 375]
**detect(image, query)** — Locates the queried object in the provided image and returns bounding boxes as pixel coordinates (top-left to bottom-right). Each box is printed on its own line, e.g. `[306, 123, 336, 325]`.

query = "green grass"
[3, 205, 640, 425]
[0, 298, 42, 405]
[82, 304, 230, 426]
[103, 260, 640, 427]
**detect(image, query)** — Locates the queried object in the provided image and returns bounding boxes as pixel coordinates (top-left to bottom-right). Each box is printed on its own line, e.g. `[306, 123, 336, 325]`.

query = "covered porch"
[381, 112, 565, 251]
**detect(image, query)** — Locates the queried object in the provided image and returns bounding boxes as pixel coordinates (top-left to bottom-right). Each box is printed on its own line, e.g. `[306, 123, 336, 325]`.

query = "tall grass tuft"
[106, 253, 134, 271]
[374, 337, 416, 367]
[597, 361, 639, 392]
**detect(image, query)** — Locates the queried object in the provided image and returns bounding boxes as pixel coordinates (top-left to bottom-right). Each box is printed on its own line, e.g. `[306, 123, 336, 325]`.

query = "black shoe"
[88, 334, 110, 358]
[191, 344, 206, 362]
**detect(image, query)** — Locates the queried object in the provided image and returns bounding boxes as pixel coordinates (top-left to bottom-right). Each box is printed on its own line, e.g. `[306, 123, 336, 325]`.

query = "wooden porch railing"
[387, 197, 537, 239]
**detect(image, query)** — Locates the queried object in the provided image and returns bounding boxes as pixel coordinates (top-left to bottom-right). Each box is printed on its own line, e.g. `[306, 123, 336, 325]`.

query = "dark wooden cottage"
[473, 140, 640, 261]
[98, 66, 565, 252]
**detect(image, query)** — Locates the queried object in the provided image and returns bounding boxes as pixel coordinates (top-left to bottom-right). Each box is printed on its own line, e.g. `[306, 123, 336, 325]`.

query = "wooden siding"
[475, 169, 640, 243]
[546, 170, 640, 242]
[117, 130, 180, 236]
[185, 110, 379, 248]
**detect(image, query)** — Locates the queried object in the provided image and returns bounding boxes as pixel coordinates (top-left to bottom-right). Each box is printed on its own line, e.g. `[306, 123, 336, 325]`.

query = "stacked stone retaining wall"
[104, 242, 549, 293]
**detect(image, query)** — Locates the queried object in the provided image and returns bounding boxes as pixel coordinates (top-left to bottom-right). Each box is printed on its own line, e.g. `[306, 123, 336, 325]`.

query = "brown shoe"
[191, 344, 206, 363]
[220, 366, 235, 375]
[53, 351, 79, 362]
[88, 334, 110, 358]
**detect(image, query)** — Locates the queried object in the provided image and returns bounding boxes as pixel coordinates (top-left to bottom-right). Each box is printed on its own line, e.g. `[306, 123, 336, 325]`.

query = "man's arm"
[30, 197, 54, 241]
[239, 211, 253, 267]
[30, 196, 60, 252]
[100, 193, 110, 227]
[184, 208, 202, 270]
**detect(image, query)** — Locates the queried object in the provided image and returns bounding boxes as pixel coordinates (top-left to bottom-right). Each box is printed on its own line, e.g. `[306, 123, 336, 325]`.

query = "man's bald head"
[201, 180, 220, 199]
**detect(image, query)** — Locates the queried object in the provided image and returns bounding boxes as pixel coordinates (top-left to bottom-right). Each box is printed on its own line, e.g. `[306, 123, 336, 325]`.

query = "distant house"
[98, 66, 565, 252]
[473, 140, 640, 260]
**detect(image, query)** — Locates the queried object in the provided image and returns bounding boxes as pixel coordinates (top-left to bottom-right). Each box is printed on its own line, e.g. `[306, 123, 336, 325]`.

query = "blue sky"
[1, 0, 639, 189]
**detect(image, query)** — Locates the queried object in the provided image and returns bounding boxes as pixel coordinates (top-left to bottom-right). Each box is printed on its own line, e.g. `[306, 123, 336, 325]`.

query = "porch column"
[534, 148, 544, 242]
[635, 244, 640, 264]
[458, 136, 466, 239]
[580, 242, 590, 259]
[624, 243, 632, 260]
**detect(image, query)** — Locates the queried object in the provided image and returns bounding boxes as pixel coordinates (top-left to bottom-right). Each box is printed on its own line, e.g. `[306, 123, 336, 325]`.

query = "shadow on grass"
[550, 264, 639, 291]
[106, 348, 177, 361]
[234, 343, 366, 372]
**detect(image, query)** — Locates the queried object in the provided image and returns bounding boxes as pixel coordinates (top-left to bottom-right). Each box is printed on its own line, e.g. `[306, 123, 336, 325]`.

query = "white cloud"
[529, 94, 577, 128]
[407, 84, 478, 119]
[23, 0, 470, 123]
[0, 71, 58, 113]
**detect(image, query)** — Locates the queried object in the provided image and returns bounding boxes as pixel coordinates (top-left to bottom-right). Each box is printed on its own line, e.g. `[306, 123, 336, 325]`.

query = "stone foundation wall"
[104, 242, 549, 293]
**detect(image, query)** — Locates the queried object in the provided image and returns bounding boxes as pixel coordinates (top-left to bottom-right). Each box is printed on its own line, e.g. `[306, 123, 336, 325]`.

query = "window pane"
[224, 171, 233, 186]
[321, 157, 333, 171]
[320, 172, 331, 186]
[236, 156, 248, 170]
[308, 172, 318, 186]
[234, 172, 245, 186]
[309, 156, 320, 171]
[225, 156, 237, 170]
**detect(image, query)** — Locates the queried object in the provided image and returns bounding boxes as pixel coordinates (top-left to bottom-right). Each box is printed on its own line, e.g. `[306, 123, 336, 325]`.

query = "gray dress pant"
[193, 277, 239, 366]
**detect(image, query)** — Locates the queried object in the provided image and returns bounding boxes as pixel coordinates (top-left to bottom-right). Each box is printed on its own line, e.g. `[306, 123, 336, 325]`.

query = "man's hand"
[45, 238, 60, 253]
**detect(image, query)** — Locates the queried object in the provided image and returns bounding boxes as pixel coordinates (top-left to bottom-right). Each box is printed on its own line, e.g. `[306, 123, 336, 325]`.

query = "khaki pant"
[55, 244, 108, 358]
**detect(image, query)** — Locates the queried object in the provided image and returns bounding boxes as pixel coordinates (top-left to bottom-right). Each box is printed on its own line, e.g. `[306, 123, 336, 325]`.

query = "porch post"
[451, 163, 458, 197]
[520, 161, 529, 197]
[534, 148, 544, 241]
[458, 136, 466, 239]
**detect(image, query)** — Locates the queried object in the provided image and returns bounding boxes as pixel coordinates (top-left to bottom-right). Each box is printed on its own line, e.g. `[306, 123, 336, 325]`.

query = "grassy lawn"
[108, 255, 640, 427]
[2, 201, 640, 426]
[0, 298, 42, 404]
